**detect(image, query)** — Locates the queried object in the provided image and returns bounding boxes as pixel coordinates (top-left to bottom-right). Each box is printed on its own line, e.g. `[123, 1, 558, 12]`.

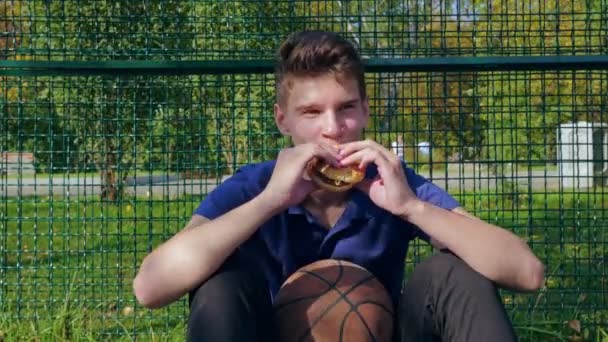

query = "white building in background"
[418, 141, 431, 156]
[391, 136, 405, 161]
[557, 122, 608, 188]
[0, 152, 35, 175]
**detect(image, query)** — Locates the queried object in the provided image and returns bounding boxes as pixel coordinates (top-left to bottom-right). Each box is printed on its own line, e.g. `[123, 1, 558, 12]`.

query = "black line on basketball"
[297, 273, 376, 342]
[339, 308, 376, 342]
[354, 300, 394, 316]
[337, 298, 395, 341]
[274, 261, 345, 311]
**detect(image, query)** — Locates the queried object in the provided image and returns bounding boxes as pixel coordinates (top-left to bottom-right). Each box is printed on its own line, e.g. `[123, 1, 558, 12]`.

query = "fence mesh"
[1, 0, 608, 340]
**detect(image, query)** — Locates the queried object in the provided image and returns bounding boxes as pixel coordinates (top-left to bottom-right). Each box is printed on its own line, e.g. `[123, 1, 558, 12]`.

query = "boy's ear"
[362, 97, 370, 126]
[274, 103, 291, 135]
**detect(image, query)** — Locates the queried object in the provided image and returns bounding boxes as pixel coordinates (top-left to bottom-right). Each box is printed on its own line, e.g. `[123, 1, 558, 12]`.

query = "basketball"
[273, 259, 394, 342]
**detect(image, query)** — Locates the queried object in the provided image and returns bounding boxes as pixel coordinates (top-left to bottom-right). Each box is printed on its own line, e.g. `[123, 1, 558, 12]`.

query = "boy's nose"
[321, 112, 341, 137]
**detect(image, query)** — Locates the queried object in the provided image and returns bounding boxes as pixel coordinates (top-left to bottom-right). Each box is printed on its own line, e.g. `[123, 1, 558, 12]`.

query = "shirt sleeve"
[403, 165, 460, 210]
[193, 166, 258, 220]
[402, 164, 461, 242]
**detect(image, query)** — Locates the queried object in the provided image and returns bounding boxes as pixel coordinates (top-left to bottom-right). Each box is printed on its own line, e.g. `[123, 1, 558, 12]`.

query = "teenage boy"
[134, 30, 544, 342]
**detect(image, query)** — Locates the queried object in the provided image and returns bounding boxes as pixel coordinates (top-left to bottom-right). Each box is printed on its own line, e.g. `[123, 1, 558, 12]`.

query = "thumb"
[301, 179, 316, 192]
[355, 177, 380, 194]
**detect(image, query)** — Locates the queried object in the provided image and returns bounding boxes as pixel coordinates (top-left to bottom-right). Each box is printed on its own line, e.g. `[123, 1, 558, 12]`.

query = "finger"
[366, 140, 401, 162]
[321, 143, 343, 158]
[286, 146, 315, 172]
[357, 150, 404, 185]
[302, 169, 312, 181]
[338, 140, 370, 157]
[355, 178, 372, 194]
[362, 150, 393, 172]
[319, 142, 341, 154]
[338, 149, 367, 167]
[313, 144, 342, 167]
[374, 154, 404, 180]
[340, 148, 391, 171]
[355, 176, 382, 194]
[300, 179, 316, 193]
[340, 139, 398, 165]
[339, 139, 386, 156]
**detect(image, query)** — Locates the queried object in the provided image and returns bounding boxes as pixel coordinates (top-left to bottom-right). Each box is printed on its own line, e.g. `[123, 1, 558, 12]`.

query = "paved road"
[1, 164, 565, 197]
[1, 174, 228, 197]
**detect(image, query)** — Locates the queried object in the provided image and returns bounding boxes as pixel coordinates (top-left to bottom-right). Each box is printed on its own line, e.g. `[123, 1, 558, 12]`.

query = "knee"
[189, 270, 245, 315]
[414, 252, 497, 294]
[188, 267, 264, 342]
[189, 253, 267, 319]
[414, 251, 463, 277]
[187, 249, 274, 342]
[187, 268, 269, 342]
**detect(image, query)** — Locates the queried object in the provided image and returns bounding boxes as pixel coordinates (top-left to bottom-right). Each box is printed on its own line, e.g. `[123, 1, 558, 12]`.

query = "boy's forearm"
[400, 200, 544, 291]
[134, 191, 283, 308]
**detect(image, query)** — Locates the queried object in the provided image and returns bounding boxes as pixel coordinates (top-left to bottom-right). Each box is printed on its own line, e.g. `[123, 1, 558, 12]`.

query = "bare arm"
[133, 143, 341, 309]
[428, 207, 483, 250]
[133, 191, 282, 309]
[336, 140, 545, 292]
[406, 203, 545, 292]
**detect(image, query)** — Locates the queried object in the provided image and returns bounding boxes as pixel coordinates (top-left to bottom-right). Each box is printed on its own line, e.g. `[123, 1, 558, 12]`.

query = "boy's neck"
[304, 189, 350, 209]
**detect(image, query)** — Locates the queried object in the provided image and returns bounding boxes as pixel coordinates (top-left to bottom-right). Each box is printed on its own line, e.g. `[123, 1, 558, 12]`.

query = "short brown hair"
[275, 31, 366, 105]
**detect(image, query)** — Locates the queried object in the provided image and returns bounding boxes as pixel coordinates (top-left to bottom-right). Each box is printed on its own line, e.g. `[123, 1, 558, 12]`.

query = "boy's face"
[274, 74, 369, 146]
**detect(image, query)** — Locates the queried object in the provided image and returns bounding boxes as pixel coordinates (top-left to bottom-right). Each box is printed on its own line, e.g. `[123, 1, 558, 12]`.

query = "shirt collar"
[287, 164, 382, 219]
[287, 189, 377, 220]
[287, 205, 306, 215]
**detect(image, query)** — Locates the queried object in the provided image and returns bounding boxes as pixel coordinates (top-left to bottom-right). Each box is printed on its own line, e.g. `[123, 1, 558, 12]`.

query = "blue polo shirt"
[194, 160, 459, 307]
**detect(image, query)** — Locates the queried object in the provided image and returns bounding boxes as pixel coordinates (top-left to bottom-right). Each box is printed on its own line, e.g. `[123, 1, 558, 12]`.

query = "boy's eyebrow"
[339, 99, 360, 106]
[293, 98, 361, 112]
[294, 103, 320, 112]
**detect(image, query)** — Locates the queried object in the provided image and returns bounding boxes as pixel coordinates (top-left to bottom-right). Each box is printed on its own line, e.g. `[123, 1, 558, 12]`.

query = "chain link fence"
[1, 0, 607, 340]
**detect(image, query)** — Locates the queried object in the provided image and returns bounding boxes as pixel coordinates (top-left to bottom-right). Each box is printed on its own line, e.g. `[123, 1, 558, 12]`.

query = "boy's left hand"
[338, 139, 420, 217]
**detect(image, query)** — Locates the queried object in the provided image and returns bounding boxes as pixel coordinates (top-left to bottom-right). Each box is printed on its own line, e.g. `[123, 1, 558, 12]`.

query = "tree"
[294, 1, 481, 162]
[1, 1, 26, 154]
[25, 1, 196, 200]
[472, 0, 607, 163]
[191, 1, 302, 174]
[0, 1, 68, 172]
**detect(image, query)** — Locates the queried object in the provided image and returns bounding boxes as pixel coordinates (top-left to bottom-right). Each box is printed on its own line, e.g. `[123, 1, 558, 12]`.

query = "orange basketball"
[273, 259, 394, 342]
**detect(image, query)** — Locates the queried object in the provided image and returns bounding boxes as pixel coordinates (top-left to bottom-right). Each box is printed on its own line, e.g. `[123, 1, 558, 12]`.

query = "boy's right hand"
[261, 143, 341, 209]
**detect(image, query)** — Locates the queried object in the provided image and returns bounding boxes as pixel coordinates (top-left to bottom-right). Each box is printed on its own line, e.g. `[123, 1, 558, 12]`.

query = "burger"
[307, 157, 365, 192]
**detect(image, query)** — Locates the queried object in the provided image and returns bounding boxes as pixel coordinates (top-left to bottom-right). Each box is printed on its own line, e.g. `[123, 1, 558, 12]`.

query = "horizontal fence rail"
[2, 56, 608, 76]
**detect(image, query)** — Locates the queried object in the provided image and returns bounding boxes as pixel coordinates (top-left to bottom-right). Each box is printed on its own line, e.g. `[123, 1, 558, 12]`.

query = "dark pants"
[187, 251, 517, 342]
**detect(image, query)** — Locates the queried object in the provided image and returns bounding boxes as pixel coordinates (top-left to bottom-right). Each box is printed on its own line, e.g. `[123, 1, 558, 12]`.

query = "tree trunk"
[99, 153, 118, 201]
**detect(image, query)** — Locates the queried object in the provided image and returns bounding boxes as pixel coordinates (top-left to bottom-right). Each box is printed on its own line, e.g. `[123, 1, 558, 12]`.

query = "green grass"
[460, 190, 608, 342]
[1, 191, 607, 341]
[1, 195, 200, 340]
